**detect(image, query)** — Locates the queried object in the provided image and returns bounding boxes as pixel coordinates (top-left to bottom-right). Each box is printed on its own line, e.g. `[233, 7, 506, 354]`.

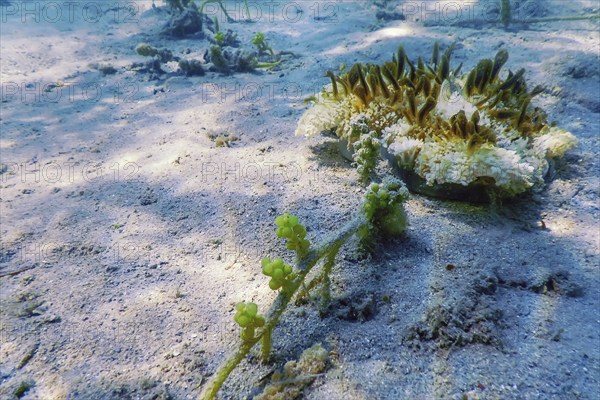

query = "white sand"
[1, 1, 598, 399]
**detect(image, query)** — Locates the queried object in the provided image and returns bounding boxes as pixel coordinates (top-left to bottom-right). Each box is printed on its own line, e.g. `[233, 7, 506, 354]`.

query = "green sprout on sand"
[252, 32, 275, 57]
[250, 32, 282, 69]
[500, 0, 511, 28]
[214, 31, 225, 46]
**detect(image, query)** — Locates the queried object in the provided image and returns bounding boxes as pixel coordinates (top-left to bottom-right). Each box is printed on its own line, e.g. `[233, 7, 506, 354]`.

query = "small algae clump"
[136, 43, 159, 57]
[363, 178, 409, 237]
[207, 46, 257, 74]
[234, 302, 265, 342]
[295, 44, 578, 200]
[178, 58, 205, 76]
[254, 343, 329, 400]
[274, 213, 310, 258]
[262, 257, 295, 292]
[201, 189, 410, 399]
[136, 43, 176, 63]
[14, 380, 34, 399]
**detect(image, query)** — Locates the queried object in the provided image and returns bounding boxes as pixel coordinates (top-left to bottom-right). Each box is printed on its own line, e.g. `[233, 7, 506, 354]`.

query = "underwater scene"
[1, 1, 598, 399]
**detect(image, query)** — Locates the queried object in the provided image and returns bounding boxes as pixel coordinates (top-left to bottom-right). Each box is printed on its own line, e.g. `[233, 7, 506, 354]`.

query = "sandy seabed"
[1, 1, 599, 399]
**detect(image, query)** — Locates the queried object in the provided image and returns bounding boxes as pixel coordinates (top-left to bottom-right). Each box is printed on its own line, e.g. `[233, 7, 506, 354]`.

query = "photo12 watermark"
[0, 161, 141, 184]
[1, 81, 140, 104]
[2, 236, 263, 266]
[0, 319, 233, 348]
[1, 1, 142, 24]
[199, 81, 310, 104]
[0, 1, 341, 24]
[199, 161, 318, 184]
[189, 1, 340, 24]
[400, 0, 544, 25]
